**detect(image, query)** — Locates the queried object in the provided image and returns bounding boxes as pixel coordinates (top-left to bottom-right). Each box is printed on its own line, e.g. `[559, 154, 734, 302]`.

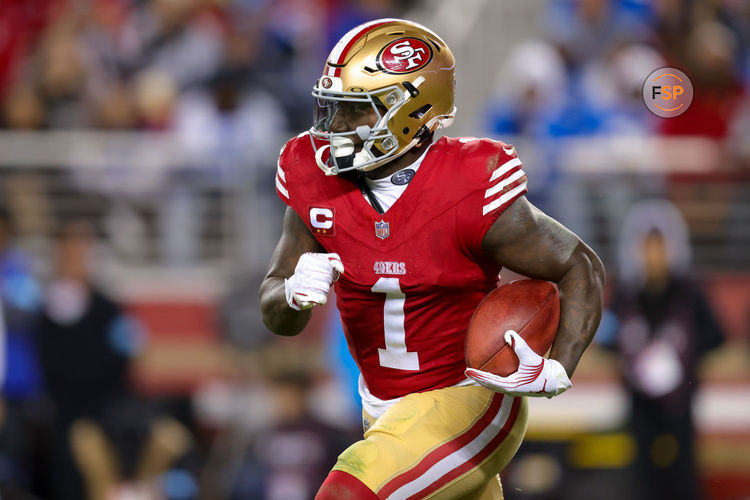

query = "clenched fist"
[284, 253, 345, 310]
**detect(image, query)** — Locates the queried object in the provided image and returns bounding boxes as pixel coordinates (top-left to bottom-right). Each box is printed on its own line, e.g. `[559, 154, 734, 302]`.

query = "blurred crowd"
[0, 0, 419, 271]
[485, 0, 748, 147]
[0, 0, 412, 133]
[1, 0, 749, 265]
[0, 1, 406, 499]
[478, 0, 750, 267]
[0, 204, 362, 500]
[4, 0, 745, 147]
[0, 0, 747, 499]
[1, 0, 748, 146]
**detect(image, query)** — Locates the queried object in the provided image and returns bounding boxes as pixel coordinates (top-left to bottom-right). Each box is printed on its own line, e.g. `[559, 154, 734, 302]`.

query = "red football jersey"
[276, 134, 528, 400]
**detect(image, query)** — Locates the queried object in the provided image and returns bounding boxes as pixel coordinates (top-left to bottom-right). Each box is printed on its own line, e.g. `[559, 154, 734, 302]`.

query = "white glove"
[465, 330, 572, 398]
[284, 253, 344, 311]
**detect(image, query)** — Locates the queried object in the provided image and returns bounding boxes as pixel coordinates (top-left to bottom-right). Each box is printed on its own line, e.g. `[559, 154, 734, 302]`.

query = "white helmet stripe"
[327, 18, 400, 65]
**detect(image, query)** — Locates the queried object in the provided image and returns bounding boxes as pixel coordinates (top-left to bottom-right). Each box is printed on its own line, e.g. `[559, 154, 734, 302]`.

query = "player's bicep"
[481, 197, 580, 281]
[265, 206, 325, 279]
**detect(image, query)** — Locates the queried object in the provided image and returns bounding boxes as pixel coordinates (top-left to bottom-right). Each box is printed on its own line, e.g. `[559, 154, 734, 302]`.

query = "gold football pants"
[332, 385, 528, 499]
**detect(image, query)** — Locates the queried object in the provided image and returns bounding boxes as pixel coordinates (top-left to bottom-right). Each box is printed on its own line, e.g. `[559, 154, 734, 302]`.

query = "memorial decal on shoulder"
[390, 168, 415, 185]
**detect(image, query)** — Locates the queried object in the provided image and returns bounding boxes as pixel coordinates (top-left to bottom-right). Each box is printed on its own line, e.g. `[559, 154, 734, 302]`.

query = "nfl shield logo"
[375, 220, 390, 239]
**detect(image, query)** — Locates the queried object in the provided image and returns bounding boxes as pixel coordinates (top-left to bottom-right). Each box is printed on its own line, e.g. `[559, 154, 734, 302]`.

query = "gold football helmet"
[310, 18, 456, 175]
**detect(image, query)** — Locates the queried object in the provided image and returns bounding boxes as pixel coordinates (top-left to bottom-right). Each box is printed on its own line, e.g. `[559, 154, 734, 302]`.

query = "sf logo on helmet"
[391, 41, 425, 69]
[378, 37, 433, 74]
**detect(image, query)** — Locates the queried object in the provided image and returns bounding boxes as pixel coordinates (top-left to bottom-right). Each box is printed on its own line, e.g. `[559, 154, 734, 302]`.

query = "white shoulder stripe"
[276, 163, 286, 182]
[385, 395, 515, 500]
[489, 157, 522, 182]
[484, 169, 525, 198]
[275, 175, 289, 199]
[482, 182, 526, 216]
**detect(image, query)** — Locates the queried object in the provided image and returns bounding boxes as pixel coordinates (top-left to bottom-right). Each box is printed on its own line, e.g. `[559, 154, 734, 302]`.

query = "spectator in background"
[544, 0, 649, 73]
[36, 21, 93, 128]
[0, 208, 48, 498]
[171, 65, 288, 268]
[0, 0, 61, 95]
[484, 40, 568, 139]
[71, 398, 198, 500]
[133, 69, 178, 130]
[599, 199, 725, 500]
[1, 85, 46, 130]
[659, 20, 745, 138]
[36, 220, 145, 500]
[578, 42, 664, 135]
[230, 369, 356, 500]
[728, 95, 750, 171]
[129, 0, 223, 91]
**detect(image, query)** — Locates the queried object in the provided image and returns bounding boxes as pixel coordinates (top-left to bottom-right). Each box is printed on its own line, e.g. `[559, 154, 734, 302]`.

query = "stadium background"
[0, 0, 748, 498]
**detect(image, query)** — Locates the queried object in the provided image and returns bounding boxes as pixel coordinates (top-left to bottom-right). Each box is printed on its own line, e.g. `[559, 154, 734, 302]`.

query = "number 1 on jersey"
[371, 278, 420, 371]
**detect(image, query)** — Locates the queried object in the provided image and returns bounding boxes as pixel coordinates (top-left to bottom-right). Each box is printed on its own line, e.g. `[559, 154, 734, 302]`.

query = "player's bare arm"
[260, 207, 325, 336]
[481, 196, 606, 378]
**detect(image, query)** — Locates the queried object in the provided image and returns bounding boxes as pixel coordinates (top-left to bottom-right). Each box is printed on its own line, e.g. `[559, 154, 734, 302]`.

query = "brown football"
[465, 279, 560, 377]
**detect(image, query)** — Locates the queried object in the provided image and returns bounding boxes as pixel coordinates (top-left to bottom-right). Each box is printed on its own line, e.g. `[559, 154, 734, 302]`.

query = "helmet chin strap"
[314, 144, 336, 175]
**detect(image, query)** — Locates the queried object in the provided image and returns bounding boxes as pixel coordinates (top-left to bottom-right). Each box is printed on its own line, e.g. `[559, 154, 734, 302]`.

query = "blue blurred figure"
[0, 207, 48, 498]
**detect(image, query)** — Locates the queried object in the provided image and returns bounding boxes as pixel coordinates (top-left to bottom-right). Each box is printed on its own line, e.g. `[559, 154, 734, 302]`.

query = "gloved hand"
[465, 330, 572, 398]
[285, 253, 344, 311]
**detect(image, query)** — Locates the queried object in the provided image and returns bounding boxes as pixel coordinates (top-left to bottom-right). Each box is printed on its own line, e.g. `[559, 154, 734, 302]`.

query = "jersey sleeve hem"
[275, 138, 293, 206]
[474, 146, 528, 248]
[275, 159, 290, 206]
[475, 185, 527, 251]
[454, 139, 529, 256]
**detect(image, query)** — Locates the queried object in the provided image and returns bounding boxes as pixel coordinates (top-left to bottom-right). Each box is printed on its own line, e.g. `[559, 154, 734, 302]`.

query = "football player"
[260, 19, 605, 499]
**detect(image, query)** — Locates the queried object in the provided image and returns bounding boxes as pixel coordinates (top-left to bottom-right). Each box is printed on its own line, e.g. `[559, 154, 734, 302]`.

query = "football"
[465, 279, 560, 377]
